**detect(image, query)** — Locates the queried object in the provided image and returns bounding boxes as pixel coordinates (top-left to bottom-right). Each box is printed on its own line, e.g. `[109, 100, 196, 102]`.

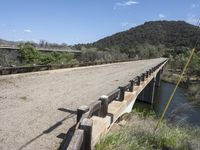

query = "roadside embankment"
[95, 108, 200, 150]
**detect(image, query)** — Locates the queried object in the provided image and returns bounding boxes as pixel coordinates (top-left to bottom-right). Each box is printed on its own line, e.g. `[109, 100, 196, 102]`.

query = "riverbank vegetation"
[95, 106, 200, 150]
[160, 45, 200, 101]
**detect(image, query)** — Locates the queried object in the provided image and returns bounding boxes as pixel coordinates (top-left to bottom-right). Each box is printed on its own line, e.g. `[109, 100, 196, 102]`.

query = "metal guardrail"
[61, 59, 168, 150]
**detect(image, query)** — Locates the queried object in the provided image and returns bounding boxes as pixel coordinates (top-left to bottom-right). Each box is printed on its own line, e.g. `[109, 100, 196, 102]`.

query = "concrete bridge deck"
[0, 58, 166, 150]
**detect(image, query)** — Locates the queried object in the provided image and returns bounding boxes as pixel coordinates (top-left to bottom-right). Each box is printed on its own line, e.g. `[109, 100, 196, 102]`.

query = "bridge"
[0, 46, 81, 53]
[0, 58, 167, 150]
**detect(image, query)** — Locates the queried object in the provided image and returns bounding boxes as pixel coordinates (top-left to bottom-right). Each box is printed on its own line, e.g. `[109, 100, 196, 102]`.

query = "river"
[153, 81, 200, 126]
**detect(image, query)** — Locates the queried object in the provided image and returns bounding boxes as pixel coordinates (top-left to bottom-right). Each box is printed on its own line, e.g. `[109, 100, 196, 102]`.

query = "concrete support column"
[150, 78, 156, 104]
[137, 78, 156, 105]
[143, 81, 151, 104]
[155, 70, 161, 87]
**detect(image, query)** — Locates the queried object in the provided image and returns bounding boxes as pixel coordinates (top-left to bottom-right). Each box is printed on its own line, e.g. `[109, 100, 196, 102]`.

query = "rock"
[118, 120, 126, 126]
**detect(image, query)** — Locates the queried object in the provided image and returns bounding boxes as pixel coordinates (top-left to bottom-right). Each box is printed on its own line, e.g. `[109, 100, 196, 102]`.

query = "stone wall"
[0, 48, 20, 67]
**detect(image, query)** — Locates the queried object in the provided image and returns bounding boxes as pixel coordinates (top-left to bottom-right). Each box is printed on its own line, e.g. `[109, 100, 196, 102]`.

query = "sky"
[0, 0, 200, 45]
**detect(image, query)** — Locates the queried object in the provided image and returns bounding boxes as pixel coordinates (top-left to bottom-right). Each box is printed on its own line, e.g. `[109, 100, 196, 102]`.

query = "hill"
[74, 21, 200, 58]
[0, 39, 17, 46]
[93, 21, 200, 51]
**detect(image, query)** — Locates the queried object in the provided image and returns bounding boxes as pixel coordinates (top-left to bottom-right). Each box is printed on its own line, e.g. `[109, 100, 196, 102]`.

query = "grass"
[187, 94, 195, 102]
[132, 101, 156, 117]
[95, 103, 200, 150]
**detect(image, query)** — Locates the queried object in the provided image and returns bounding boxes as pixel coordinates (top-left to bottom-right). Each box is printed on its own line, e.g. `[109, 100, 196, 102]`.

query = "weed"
[95, 113, 200, 150]
[20, 96, 27, 101]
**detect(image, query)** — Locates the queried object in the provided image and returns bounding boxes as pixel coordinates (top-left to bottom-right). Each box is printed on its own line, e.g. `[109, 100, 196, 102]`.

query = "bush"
[18, 44, 40, 64]
[80, 47, 128, 63]
[172, 51, 200, 76]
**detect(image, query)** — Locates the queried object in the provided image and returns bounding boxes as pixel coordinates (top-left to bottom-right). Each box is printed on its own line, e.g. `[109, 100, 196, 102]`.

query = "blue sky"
[0, 0, 199, 45]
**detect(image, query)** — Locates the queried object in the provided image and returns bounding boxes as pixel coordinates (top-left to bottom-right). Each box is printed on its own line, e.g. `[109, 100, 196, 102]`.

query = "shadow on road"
[58, 108, 77, 114]
[58, 125, 76, 150]
[17, 108, 77, 150]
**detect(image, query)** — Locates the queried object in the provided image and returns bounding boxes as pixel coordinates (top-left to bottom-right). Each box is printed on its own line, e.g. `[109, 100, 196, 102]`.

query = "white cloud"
[159, 13, 166, 19]
[191, 4, 199, 8]
[121, 22, 129, 28]
[117, 0, 139, 6]
[186, 14, 199, 25]
[121, 22, 137, 28]
[24, 29, 32, 33]
[114, 0, 139, 9]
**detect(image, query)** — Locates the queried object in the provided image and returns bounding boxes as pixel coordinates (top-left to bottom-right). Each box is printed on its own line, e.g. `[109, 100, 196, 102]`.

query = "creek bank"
[161, 69, 200, 101]
[154, 81, 200, 126]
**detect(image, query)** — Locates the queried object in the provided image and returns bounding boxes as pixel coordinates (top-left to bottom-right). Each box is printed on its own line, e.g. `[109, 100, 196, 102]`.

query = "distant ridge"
[0, 38, 17, 46]
[90, 21, 200, 51]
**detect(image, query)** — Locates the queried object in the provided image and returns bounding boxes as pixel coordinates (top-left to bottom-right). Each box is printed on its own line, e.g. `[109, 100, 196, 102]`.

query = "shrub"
[18, 44, 40, 64]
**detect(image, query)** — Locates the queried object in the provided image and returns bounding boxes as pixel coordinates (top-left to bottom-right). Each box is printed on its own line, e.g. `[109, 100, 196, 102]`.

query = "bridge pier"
[137, 68, 163, 104]
[137, 78, 156, 104]
[150, 78, 156, 104]
[155, 70, 161, 87]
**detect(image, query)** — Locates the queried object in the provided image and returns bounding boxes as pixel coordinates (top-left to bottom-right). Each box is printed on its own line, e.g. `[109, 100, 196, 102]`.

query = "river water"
[153, 81, 200, 127]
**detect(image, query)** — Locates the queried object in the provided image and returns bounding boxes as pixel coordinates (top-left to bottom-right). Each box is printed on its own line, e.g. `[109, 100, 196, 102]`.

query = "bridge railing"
[63, 59, 168, 150]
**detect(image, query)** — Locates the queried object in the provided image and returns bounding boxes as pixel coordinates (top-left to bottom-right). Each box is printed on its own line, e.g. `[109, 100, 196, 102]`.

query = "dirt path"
[0, 58, 166, 150]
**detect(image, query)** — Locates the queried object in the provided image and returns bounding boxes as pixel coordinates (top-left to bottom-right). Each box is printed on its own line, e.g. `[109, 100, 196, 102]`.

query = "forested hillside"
[93, 21, 200, 50]
[75, 21, 200, 57]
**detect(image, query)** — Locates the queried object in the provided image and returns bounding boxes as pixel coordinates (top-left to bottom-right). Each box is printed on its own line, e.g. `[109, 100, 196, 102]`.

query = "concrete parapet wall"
[0, 48, 20, 66]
